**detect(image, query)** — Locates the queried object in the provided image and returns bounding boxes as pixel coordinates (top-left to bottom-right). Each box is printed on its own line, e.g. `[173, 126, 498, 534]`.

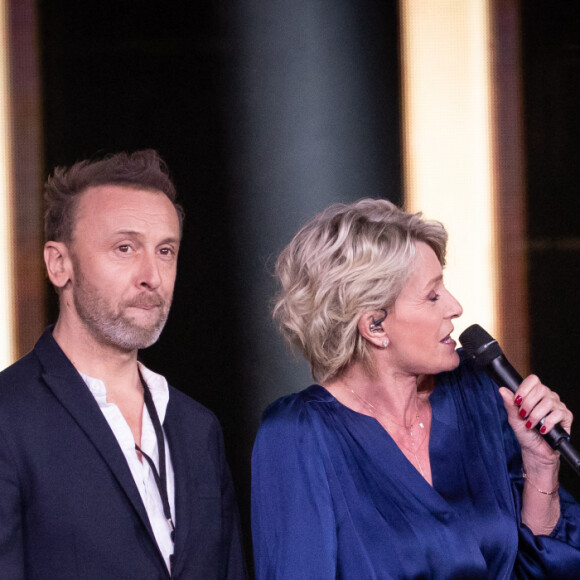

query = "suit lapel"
[164, 400, 194, 573]
[34, 329, 161, 555]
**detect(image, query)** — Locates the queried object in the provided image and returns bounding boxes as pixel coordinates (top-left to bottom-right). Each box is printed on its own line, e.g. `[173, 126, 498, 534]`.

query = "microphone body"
[459, 324, 580, 477]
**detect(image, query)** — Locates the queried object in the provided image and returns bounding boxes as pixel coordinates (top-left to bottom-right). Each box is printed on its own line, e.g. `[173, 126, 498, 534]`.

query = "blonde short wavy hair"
[273, 198, 448, 383]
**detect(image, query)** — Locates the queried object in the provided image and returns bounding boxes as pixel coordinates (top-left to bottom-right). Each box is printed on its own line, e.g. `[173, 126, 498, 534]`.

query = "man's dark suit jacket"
[0, 327, 246, 579]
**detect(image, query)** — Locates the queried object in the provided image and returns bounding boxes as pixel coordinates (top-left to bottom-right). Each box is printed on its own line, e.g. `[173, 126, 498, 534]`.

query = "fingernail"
[540, 425, 547, 434]
[519, 409, 527, 418]
[525, 420, 532, 429]
[514, 395, 522, 406]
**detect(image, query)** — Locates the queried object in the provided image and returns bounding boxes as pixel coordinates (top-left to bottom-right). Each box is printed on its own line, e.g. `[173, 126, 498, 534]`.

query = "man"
[0, 150, 245, 578]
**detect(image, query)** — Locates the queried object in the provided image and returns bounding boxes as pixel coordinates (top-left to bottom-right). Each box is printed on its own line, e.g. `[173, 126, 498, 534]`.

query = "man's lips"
[127, 297, 163, 310]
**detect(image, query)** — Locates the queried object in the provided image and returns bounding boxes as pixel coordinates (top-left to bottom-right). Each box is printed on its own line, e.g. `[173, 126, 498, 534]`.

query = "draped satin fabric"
[252, 353, 580, 579]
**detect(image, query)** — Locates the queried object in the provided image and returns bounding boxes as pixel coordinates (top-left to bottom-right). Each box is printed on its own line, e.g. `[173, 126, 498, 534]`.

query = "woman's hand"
[499, 375, 573, 463]
[499, 375, 573, 534]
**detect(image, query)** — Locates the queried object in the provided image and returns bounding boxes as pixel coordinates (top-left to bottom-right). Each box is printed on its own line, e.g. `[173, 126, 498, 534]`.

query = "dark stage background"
[522, 1, 580, 500]
[37, 0, 579, 570]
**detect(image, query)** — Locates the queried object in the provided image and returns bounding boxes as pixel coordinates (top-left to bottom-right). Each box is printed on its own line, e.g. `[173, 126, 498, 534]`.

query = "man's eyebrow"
[158, 236, 180, 246]
[111, 230, 179, 242]
[108, 231, 181, 248]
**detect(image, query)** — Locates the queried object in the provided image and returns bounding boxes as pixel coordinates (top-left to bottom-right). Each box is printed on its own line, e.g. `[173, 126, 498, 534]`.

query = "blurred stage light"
[0, 0, 16, 370]
[400, 0, 499, 343]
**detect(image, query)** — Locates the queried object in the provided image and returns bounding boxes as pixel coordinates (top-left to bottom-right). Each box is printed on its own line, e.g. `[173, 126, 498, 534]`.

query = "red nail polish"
[525, 420, 532, 429]
[519, 409, 527, 418]
[514, 395, 522, 406]
[540, 425, 547, 434]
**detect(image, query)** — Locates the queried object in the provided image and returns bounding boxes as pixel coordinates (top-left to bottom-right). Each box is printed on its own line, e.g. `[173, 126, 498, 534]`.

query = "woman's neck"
[324, 362, 433, 425]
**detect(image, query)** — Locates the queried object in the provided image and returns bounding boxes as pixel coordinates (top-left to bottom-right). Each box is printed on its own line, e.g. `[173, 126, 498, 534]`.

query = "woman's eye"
[428, 293, 440, 302]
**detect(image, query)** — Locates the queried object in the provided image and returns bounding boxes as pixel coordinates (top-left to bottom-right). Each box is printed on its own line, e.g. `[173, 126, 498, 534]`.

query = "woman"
[252, 199, 580, 579]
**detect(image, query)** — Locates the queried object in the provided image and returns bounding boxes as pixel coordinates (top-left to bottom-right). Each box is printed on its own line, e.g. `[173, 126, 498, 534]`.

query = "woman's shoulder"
[261, 384, 332, 424]
[253, 385, 334, 459]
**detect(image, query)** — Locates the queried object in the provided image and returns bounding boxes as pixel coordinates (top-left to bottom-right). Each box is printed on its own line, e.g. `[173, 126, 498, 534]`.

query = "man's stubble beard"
[71, 264, 172, 351]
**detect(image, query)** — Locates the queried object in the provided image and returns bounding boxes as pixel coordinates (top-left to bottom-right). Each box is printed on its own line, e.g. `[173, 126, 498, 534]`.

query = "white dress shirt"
[80, 363, 176, 570]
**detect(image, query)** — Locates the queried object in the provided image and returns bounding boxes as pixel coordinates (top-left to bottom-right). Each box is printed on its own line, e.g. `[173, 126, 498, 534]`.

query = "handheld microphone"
[459, 324, 580, 477]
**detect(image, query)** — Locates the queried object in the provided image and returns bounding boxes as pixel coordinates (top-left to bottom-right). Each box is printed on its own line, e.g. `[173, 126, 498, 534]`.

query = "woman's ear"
[358, 308, 388, 348]
[44, 241, 73, 289]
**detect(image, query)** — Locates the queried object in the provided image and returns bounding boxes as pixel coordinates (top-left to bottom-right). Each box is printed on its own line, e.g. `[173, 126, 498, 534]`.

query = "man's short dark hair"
[44, 149, 185, 243]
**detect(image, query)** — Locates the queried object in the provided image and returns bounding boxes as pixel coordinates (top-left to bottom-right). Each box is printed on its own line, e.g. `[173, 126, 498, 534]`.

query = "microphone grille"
[459, 324, 503, 366]
[459, 324, 492, 354]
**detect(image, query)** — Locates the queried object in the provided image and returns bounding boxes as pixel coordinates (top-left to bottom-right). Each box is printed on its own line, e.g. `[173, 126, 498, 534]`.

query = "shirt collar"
[79, 362, 170, 423]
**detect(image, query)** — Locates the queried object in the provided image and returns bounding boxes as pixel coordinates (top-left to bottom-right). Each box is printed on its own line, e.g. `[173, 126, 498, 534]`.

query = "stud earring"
[382, 338, 389, 349]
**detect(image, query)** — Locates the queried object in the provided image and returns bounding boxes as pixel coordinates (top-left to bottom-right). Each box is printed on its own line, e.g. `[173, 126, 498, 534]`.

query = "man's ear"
[44, 241, 73, 289]
[357, 308, 388, 348]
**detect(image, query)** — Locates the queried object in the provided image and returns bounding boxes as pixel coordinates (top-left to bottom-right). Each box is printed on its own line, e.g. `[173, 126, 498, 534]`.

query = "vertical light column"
[2, 0, 44, 368]
[0, 0, 15, 369]
[400, 0, 499, 342]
